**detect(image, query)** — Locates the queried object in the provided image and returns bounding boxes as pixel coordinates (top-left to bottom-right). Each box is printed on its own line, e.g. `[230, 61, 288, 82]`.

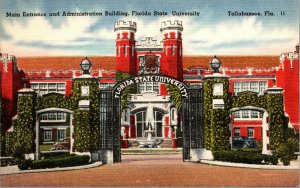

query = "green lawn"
[122, 149, 182, 154]
[40, 144, 53, 151]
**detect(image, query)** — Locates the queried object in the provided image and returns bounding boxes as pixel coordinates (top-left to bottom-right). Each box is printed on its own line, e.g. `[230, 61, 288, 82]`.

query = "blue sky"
[0, 0, 298, 56]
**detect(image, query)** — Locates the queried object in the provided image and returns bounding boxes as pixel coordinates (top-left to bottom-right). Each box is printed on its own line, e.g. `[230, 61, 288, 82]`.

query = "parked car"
[232, 136, 256, 149]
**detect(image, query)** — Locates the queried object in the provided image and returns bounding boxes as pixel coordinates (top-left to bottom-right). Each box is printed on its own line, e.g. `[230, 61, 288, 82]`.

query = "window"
[48, 112, 56, 120]
[40, 112, 66, 122]
[136, 111, 146, 137]
[30, 82, 66, 96]
[259, 81, 267, 95]
[234, 128, 240, 138]
[233, 111, 240, 118]
[179, 46, 182, 56]
[124, 44, 127, 56]
[171, 44, 175, 55]
[117, 46, 120, 56]
[146, 82, 152, 91]
[241, 82, 249, 91]
[251, 110, 259, 118]
[242, 110, 249, 118]
[233, 81, 268, 95]
[250, 82, 259, 93]
[138, 83, 145, 92]
[138, 82, 159, 93]
[131, 46, 134, 56]
[248, 128, 254, 138]
[155, 111, 163, 137]
[57, 129, 65, 141]
[171, 108, 176, 121]
[99, 83, 115, 89]
[233, 82, 241, 94]
[44, 130, 52, 141]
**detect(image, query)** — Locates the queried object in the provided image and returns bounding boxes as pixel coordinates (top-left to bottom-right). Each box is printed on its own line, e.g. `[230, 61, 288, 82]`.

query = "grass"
[40, 144, 53, 151]
[121, 149, 182, 154]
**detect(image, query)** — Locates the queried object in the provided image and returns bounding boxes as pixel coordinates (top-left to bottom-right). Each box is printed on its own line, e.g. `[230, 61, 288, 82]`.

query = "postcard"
[0, 0, 299, 187]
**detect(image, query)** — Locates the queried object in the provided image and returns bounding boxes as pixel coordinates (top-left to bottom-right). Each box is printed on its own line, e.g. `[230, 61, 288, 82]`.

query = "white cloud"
[1, 15, 298, 56]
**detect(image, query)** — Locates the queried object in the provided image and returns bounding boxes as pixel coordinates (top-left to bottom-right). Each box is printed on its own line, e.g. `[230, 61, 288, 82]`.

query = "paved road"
[1, 154, 299, 187]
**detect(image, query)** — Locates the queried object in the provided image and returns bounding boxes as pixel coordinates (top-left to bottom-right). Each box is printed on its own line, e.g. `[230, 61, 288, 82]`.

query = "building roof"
[17, 56, 279, 71]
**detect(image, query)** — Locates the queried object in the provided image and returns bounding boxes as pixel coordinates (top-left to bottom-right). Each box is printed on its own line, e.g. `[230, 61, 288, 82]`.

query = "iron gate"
[99, 89, 121, 163]
[99, 84, 203, 163]
[182, 85, 204, 161]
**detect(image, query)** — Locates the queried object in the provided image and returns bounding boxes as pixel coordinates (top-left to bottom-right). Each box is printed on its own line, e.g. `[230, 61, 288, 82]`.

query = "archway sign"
[99, 74, 203, 163]
[113, 74, 189, 99]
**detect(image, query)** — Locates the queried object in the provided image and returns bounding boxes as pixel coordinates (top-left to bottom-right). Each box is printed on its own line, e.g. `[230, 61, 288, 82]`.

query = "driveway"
[1, 154, 298, 187]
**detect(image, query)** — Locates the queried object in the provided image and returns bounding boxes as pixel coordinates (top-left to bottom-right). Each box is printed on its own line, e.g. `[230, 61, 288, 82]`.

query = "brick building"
[0, 20, 298, 148]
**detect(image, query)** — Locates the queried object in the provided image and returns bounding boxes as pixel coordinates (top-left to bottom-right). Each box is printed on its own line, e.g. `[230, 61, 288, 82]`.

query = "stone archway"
[35, 108, 74, 159]
[229, 106, 270, 154]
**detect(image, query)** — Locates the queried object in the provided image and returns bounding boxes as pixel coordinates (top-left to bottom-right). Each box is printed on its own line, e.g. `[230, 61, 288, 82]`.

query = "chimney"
[295, 44, 299, 53]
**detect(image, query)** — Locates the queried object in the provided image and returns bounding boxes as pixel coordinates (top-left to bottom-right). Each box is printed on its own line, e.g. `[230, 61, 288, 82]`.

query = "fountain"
[137, 104, 162, 148]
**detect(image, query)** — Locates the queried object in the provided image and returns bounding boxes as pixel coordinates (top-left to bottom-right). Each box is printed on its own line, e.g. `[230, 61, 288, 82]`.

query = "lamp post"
[80, 57, 92, 75]
[210, 55, 222, 73]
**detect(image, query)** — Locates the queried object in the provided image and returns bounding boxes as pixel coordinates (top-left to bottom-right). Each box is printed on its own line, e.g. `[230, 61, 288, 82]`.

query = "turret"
[114, 20, 137, 75]
[160, 20, 183, 80]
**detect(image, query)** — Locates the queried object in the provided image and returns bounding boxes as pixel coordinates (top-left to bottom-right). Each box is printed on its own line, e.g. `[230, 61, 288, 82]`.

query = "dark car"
[232, 136, 256, 149]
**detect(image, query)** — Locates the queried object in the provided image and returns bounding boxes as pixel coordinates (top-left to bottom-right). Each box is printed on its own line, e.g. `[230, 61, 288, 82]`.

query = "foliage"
[36, 93, 75, 111]
[266, 94, 285, 150]
[239, 148, 262, 153]
[276, 137, 298, 165]
[18, 154, 90, 170]
[262, 154, 278, 165]
[0, 157, 17, 167]
[232, 92, 266, 109]
[210, 109, 230, 151]
[74, 109, 91, 152]
[213, 150, 264, 164]
[72, 78, 100, 151]
[5, 132, 14, 156]
[116, 71, 137, 111]
[12, 94, 36, 158]
[40, 151, 69, 159]
[167, 84, 182, 110]
[203, 78, 231, 150]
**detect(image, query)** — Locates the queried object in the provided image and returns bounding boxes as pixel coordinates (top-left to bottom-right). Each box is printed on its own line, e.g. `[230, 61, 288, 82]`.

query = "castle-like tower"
[114, 21, 137, 75]
[114, 20, 184, 80]
[160, 20, 183, 80]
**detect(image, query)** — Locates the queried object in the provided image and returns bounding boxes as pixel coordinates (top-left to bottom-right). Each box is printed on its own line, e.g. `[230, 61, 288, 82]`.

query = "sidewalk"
[0, 161, 102, 175]
[200, 159, 299, 170]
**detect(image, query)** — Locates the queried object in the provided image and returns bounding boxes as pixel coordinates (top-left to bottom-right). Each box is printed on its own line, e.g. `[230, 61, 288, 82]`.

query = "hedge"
[213, 150, 263, 164]
[18, 154, 90, 170]
[213, 150, 279, 165]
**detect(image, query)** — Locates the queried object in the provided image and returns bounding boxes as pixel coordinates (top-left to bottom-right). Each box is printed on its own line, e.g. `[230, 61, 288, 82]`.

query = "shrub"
[213, 150, 263, 164]
[40, 151, 69, 159]
[18, 160, 33, 170]
[239, 148, 262, 153]
[0, 157, 18, 167]
[262, 155, 278, 165]
[276, 138, 298, 165]
[18, 154, 90, 170]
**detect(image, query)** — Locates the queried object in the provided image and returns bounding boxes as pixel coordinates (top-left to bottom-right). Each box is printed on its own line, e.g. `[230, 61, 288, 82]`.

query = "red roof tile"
[17, 56, 279, 71]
